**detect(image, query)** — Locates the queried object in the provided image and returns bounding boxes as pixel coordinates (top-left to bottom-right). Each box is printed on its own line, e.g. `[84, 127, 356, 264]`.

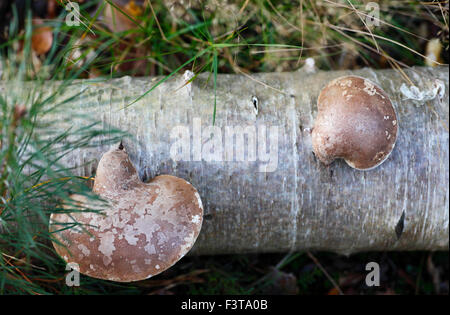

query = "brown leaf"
[31, 19, 53, 55]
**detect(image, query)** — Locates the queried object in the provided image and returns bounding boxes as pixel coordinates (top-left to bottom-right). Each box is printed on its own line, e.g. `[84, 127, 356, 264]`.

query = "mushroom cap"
[312, 76, 398, 170]
[50, 147, 203, 282]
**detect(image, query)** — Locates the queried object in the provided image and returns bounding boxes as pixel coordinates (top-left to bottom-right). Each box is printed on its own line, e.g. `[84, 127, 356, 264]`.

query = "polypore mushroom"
[312, 76, 398, 170]
[49, 144, 203, 282]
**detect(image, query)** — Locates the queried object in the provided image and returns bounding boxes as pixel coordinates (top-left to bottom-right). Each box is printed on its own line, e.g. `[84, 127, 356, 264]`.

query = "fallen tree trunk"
[7, 66, 449, 255]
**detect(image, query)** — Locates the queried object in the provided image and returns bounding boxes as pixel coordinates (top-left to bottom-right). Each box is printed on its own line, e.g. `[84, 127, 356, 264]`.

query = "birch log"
[7, 66, 449, 255]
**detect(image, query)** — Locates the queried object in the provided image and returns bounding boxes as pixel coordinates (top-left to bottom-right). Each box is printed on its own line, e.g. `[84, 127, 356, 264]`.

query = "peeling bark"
[3, 66, 448, 255]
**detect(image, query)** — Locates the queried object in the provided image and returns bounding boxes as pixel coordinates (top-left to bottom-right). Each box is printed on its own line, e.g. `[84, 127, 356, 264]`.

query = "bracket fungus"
[312, 76, 398, 170]
[50, 144, 203, 282]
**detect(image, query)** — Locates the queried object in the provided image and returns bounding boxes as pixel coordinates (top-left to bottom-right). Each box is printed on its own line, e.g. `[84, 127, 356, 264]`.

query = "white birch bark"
[4, 66, 448, 255]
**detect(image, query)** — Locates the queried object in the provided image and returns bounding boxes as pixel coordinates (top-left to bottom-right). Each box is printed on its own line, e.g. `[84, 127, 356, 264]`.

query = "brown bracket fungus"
[49, 145, 203, 282]
[312, 76, 398, 170]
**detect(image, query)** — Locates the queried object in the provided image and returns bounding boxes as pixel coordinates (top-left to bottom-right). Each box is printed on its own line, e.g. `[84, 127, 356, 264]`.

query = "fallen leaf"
[32, 18, 53, 55]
